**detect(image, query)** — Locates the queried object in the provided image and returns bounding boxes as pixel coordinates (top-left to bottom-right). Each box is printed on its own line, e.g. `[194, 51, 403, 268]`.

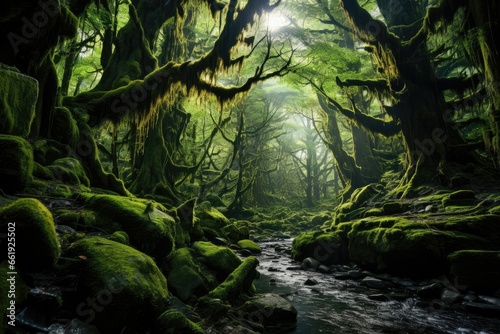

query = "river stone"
[318, 265, 332, 273]
[416, 282, 443, 299]
[441, 289, 462, 304]
[360, 277, 387, 290]
[302, 257, 321, 270]
[368, 294, 389, 301]
[243, 293, 297, 327]
[464, 302, 500, 316]
[304, 278, 318, 286]
[348, 270, 366, 279]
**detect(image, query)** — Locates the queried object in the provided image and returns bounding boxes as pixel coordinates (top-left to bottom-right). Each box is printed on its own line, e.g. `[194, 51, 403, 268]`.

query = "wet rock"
[242, 293, 297, 328]
[368, 294, 389, 301]
[478, 295, 500, 308]
[268, 267, 280, 272]
[301, 257, 321, 270]
[334, 272, 350, 280]
[213, 237, 229, 246]
[464, 302, 500, 317]
[292, 230, 348, 265]
[318, 265, 332, 273]
[425, 205, 438, 213]
[154, 309, 204, 334]
[464, 293, 478, 303]
[286, 266, 302, 271]
[304, 278, 318, 286]
[441, 289, 462, 304]
[237, 239, 262, 254]
[348, 270, 366, 279]
[240, 249, 254, 257]
[449, 250, 500, 294]
[416, 282, 443, 299]
[360, 277, 387, 290]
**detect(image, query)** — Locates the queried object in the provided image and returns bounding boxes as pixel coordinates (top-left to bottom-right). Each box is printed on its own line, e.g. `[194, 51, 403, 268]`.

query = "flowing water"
[253, 239, 500, 334]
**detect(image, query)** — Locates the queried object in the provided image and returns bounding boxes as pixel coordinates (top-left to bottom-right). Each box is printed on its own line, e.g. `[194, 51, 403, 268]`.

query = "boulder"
[241, 293, 297, 328]
[237, 239, 261, 254]
[0, 135, 34, 193]
[0, 198, 60, 272]
[292, 230, 348, 266]
[196, 201, 230, 230]
[0, 65, 38, 137]
[192, 241, 242, 279]
[154, 310, 204, 334]
[448, 250, 500, 295]
[69, 237, 169, 332]
[48, 157, 90, 187]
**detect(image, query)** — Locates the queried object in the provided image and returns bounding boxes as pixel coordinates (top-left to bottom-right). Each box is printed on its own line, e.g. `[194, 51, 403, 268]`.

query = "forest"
[1, 0, 500, 333]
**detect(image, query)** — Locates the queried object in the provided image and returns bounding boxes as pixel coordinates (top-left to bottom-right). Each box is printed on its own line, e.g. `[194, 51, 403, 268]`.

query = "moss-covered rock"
[69, 237, 169, 332]
[0, 66, 38, 138]
[0, 198, 60, 272]
[292, 230, 348, 265]
[449, 250, 500, 295]
[192, 241, 242, 278]
[48, 157, 90, 187]
[347, 216, 500, 277]
[109, 231, 129, 245]
[0, 135, 34, 193]
[196, 201, 230, 230]
[164, 248, 211, 302]
[29, 179, 73, 198]
[237, 239, 261, 254]
[50, 107, 79, 146]
[207, 256, 258, 301]
[78, 193, 184, 259]
[154, 310, 204, 334]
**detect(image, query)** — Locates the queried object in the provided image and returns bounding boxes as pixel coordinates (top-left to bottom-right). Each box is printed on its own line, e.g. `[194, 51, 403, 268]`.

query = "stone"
[464, 302, 500, 317]
[301, 257, 321, 270]
[207, 257, 259, 301]
[318, 265, 332, 273]
[348, 270, 366, 279]
[416, 283, 443, 299]
[237, 239, 262, 254]
[292, 231, 348, 265]
[69, 237, 169, 333]
[360, 277, 387, 290]
[154, 310, 204, 334]
[304, 278, 318, 286]
[0, 198, 60, 272]
[0, 135, 34, 193]
[441, 289, 462, 304]
[0, 66, 38, 137]
[242, 293, 297, 327]
[368, 294, 389, 301]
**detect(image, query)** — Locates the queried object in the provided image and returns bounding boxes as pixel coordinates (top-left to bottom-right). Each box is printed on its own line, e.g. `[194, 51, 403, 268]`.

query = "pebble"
[360, 277, 387, 290]
[304, 278, 318, 286]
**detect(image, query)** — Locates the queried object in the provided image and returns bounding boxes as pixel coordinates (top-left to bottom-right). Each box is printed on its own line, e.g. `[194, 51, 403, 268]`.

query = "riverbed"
[253, 239, 500, 334]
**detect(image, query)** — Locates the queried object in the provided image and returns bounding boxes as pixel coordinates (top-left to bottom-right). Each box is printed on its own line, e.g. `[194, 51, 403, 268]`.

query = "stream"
[253, 239, 500, 334]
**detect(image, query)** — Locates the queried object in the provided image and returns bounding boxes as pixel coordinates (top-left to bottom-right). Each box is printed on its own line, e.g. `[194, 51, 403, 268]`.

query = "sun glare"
[265, 10, 290, 32]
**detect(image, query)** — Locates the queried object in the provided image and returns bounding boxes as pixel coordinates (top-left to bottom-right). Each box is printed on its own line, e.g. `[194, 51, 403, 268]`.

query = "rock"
[69, 237, 169, 333]
[108, 231, 129, 245]
[292, 231, 348, 265]
[78, 193, 182, 258]
[464, 302, 500, 317]
[196, 201, 230, 230]
[0, 198, 60, 272]
[368, 294, 389, 301]
[0, 135, 34, 192]
[441, 289, 462, 304]
[50, 107, 79, 146]
[242, 293, 297, 328]
[334, 272, 350, 280]
[237, 239, 262, 254]
[213, 236, 228, 245]
[193, 241, 242, 278]
[382, 202, 410, 215]
[301, 257, 321, 270]
[304, 278, 318, 286]
[348, 270, 366, 279]
[318, 265, 332, 273]
[448, 250, 500, 294]
[416, 283, 443, 299]
[154, 310, 204, 334]
[0, 66, 38, 137]
[220, 325, 261, 333]
[240, 249, 254, 257]
[360, 277, 387, 290]
[47, 157, 90, 187]
[478, 295, 500, 308]
[207, 256, 259, 301]
[164, 248, 210, 302]
[424, 205, 438, 213]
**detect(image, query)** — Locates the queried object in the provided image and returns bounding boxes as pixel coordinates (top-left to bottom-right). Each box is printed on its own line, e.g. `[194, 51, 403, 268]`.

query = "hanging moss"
[0, 135, 34, 193]
[0, 198, 60, 272]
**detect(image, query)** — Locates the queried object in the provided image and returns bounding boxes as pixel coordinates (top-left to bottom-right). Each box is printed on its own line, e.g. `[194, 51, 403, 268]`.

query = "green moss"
[207, 256, 258, 301]
[0, 66, 38, 137]
[50, 107, 79, 146]
[29, 179, 73, 198]
[0, 198, 60, 272]
[154, 310, 204, 334]
[223, 223, 243, 242]
[237, 239, 261, 254]
[33, 162, 54, 180]
[448, 250, 500, 294]
[0, 135, 34, 193]
[0, 261, 29, 333]
[79, 193, 179, 258]
[292, 230, 348, 265]
[165, 248, 211, 302]
[196, 201, 230, 230]
[109, 231, 130, 245]
[69, 237, 168, 332]
[49, 158, 90, 187]
[364, 208, 384, 217]
[192, 241, 242, 278]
